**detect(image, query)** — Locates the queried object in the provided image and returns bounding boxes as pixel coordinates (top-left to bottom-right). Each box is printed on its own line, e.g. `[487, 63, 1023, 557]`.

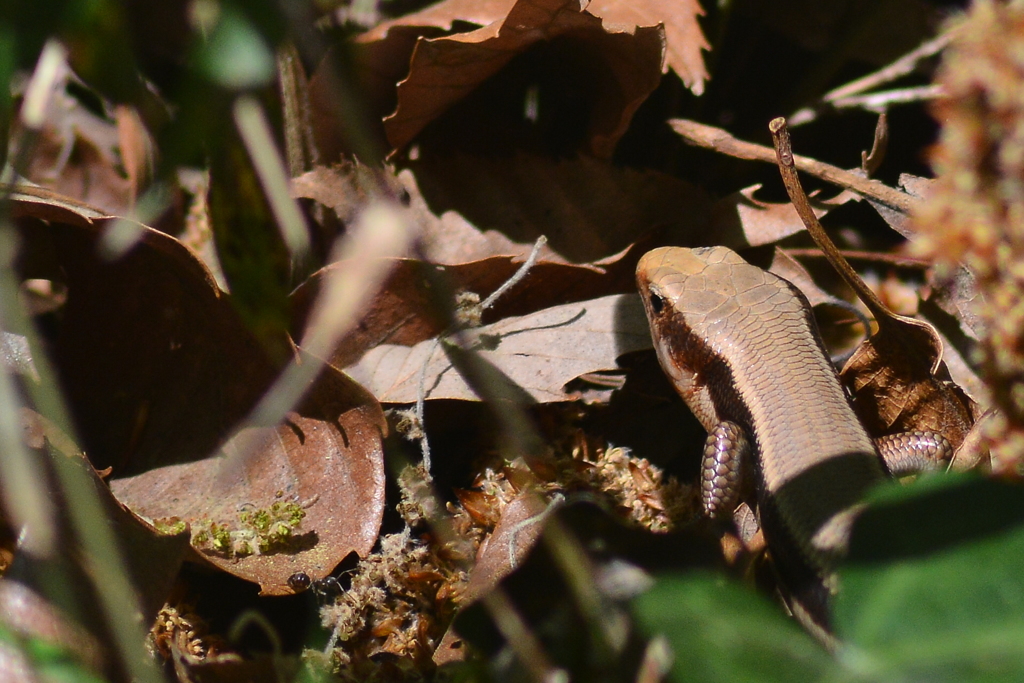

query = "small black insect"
[288, 572, 312, 592]
[313, 576, 342, 600]
[288, 571, 344, 604]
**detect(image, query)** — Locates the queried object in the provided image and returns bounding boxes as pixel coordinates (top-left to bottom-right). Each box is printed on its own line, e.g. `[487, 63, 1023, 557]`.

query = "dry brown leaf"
[916, 294, 986, 410]
[7, 183, 109, 222]
[15, 210, 276, 474]
[307, 85, 712, 265]
[376, 0, 664, 157]
[3, 409, 191, 682]
[587, 0, 709, 94]
[274, 158, 635, 268]
[21, 126, 132, 217]
[466, 491, 549, 601]
[709, 184, 858, 248]
[842, 314, 975, 449]
[406, 152, 711, 263]
[359, 0, 517, 40]
[403, 168, 540, 264]
[331, 0, 707, 162]
[110, 366, 387, 595]
[919, 266, 986, 383]
[11, 66, 133, 216]
[346, 293, 650, 403]
[866, 174, 937, 238]
[290, 161, 406, 226]
[290, 254, 639, 369]
[899, 173, 935, 200]
[10, 191, 388, 593]
[308, 38, 414, 163]
[292, 163, 555, 264]
[433, 490, 548, 665]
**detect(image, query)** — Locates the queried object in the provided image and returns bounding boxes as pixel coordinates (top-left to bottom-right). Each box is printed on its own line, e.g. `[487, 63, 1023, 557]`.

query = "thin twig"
[823, 32, 953, 102]
[861, 112, 889, 176]
[769, 117, 891, 322]
[413, 234, 549, 477]
[831, 85, 945, 115]
[481, 235, 548, 311]
[789, 30, 955, 126]
[670, 119, 918, 215]
[414, 337, 440, 476]
[782, 248, 929, 269]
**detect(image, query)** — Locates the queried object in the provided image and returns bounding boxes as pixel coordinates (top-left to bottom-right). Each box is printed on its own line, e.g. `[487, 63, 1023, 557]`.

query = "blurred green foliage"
[633, 474, 1024, 682]
[0, 623, 107, 683]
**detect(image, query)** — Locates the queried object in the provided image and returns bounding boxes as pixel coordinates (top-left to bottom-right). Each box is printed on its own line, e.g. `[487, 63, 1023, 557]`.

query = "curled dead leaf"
[374, 0, 665, 157]
[586, 0, 709, 94]
[110, 365, 387, 595]
[842, 313, 975, 449]
[10, 190, 388, 594]
[346, 293, 651, 404]
[710, 184, 858, 248]
[405, 152, 712, 263]
[290, 253, 640, 369]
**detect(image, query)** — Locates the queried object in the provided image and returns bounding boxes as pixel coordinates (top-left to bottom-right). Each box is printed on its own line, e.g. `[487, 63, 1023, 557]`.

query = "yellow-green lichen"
[151, 517, 188, 535]
[192, 502, 306, 558]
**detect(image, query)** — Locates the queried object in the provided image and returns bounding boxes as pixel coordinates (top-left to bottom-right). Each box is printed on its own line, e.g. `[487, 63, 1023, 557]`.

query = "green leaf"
[198, 6, 274, 90]
[836, 474, 1024, 682]
[208, 131, 294, 362]
[0, 624, 107, 683]
[0, 25, 11, 170]
[632, 572, 839, 682]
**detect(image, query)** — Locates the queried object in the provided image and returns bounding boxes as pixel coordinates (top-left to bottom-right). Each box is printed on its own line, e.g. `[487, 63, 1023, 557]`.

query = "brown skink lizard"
[636, 245, 950, 632]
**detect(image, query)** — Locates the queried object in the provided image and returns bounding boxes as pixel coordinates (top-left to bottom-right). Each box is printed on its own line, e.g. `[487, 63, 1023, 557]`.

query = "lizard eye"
[648, 291, 665, 314]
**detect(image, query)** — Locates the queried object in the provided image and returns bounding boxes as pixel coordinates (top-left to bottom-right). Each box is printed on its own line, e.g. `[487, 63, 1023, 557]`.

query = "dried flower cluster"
[915, 0, 1024, 471]
[562, 441, 696, 532]
[317, 526, 468, 680]
[149, 601, 233, 665]
[312, 413, 694, 680]
[312, 463, 478, 681]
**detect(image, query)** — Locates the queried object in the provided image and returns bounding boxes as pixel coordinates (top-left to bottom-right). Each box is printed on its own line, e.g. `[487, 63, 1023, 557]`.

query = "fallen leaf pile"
[0, 0, 1010, 681]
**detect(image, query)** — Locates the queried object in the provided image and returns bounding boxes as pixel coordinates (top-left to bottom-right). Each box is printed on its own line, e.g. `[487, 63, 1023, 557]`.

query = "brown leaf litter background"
[1, 0, 1012, 680]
